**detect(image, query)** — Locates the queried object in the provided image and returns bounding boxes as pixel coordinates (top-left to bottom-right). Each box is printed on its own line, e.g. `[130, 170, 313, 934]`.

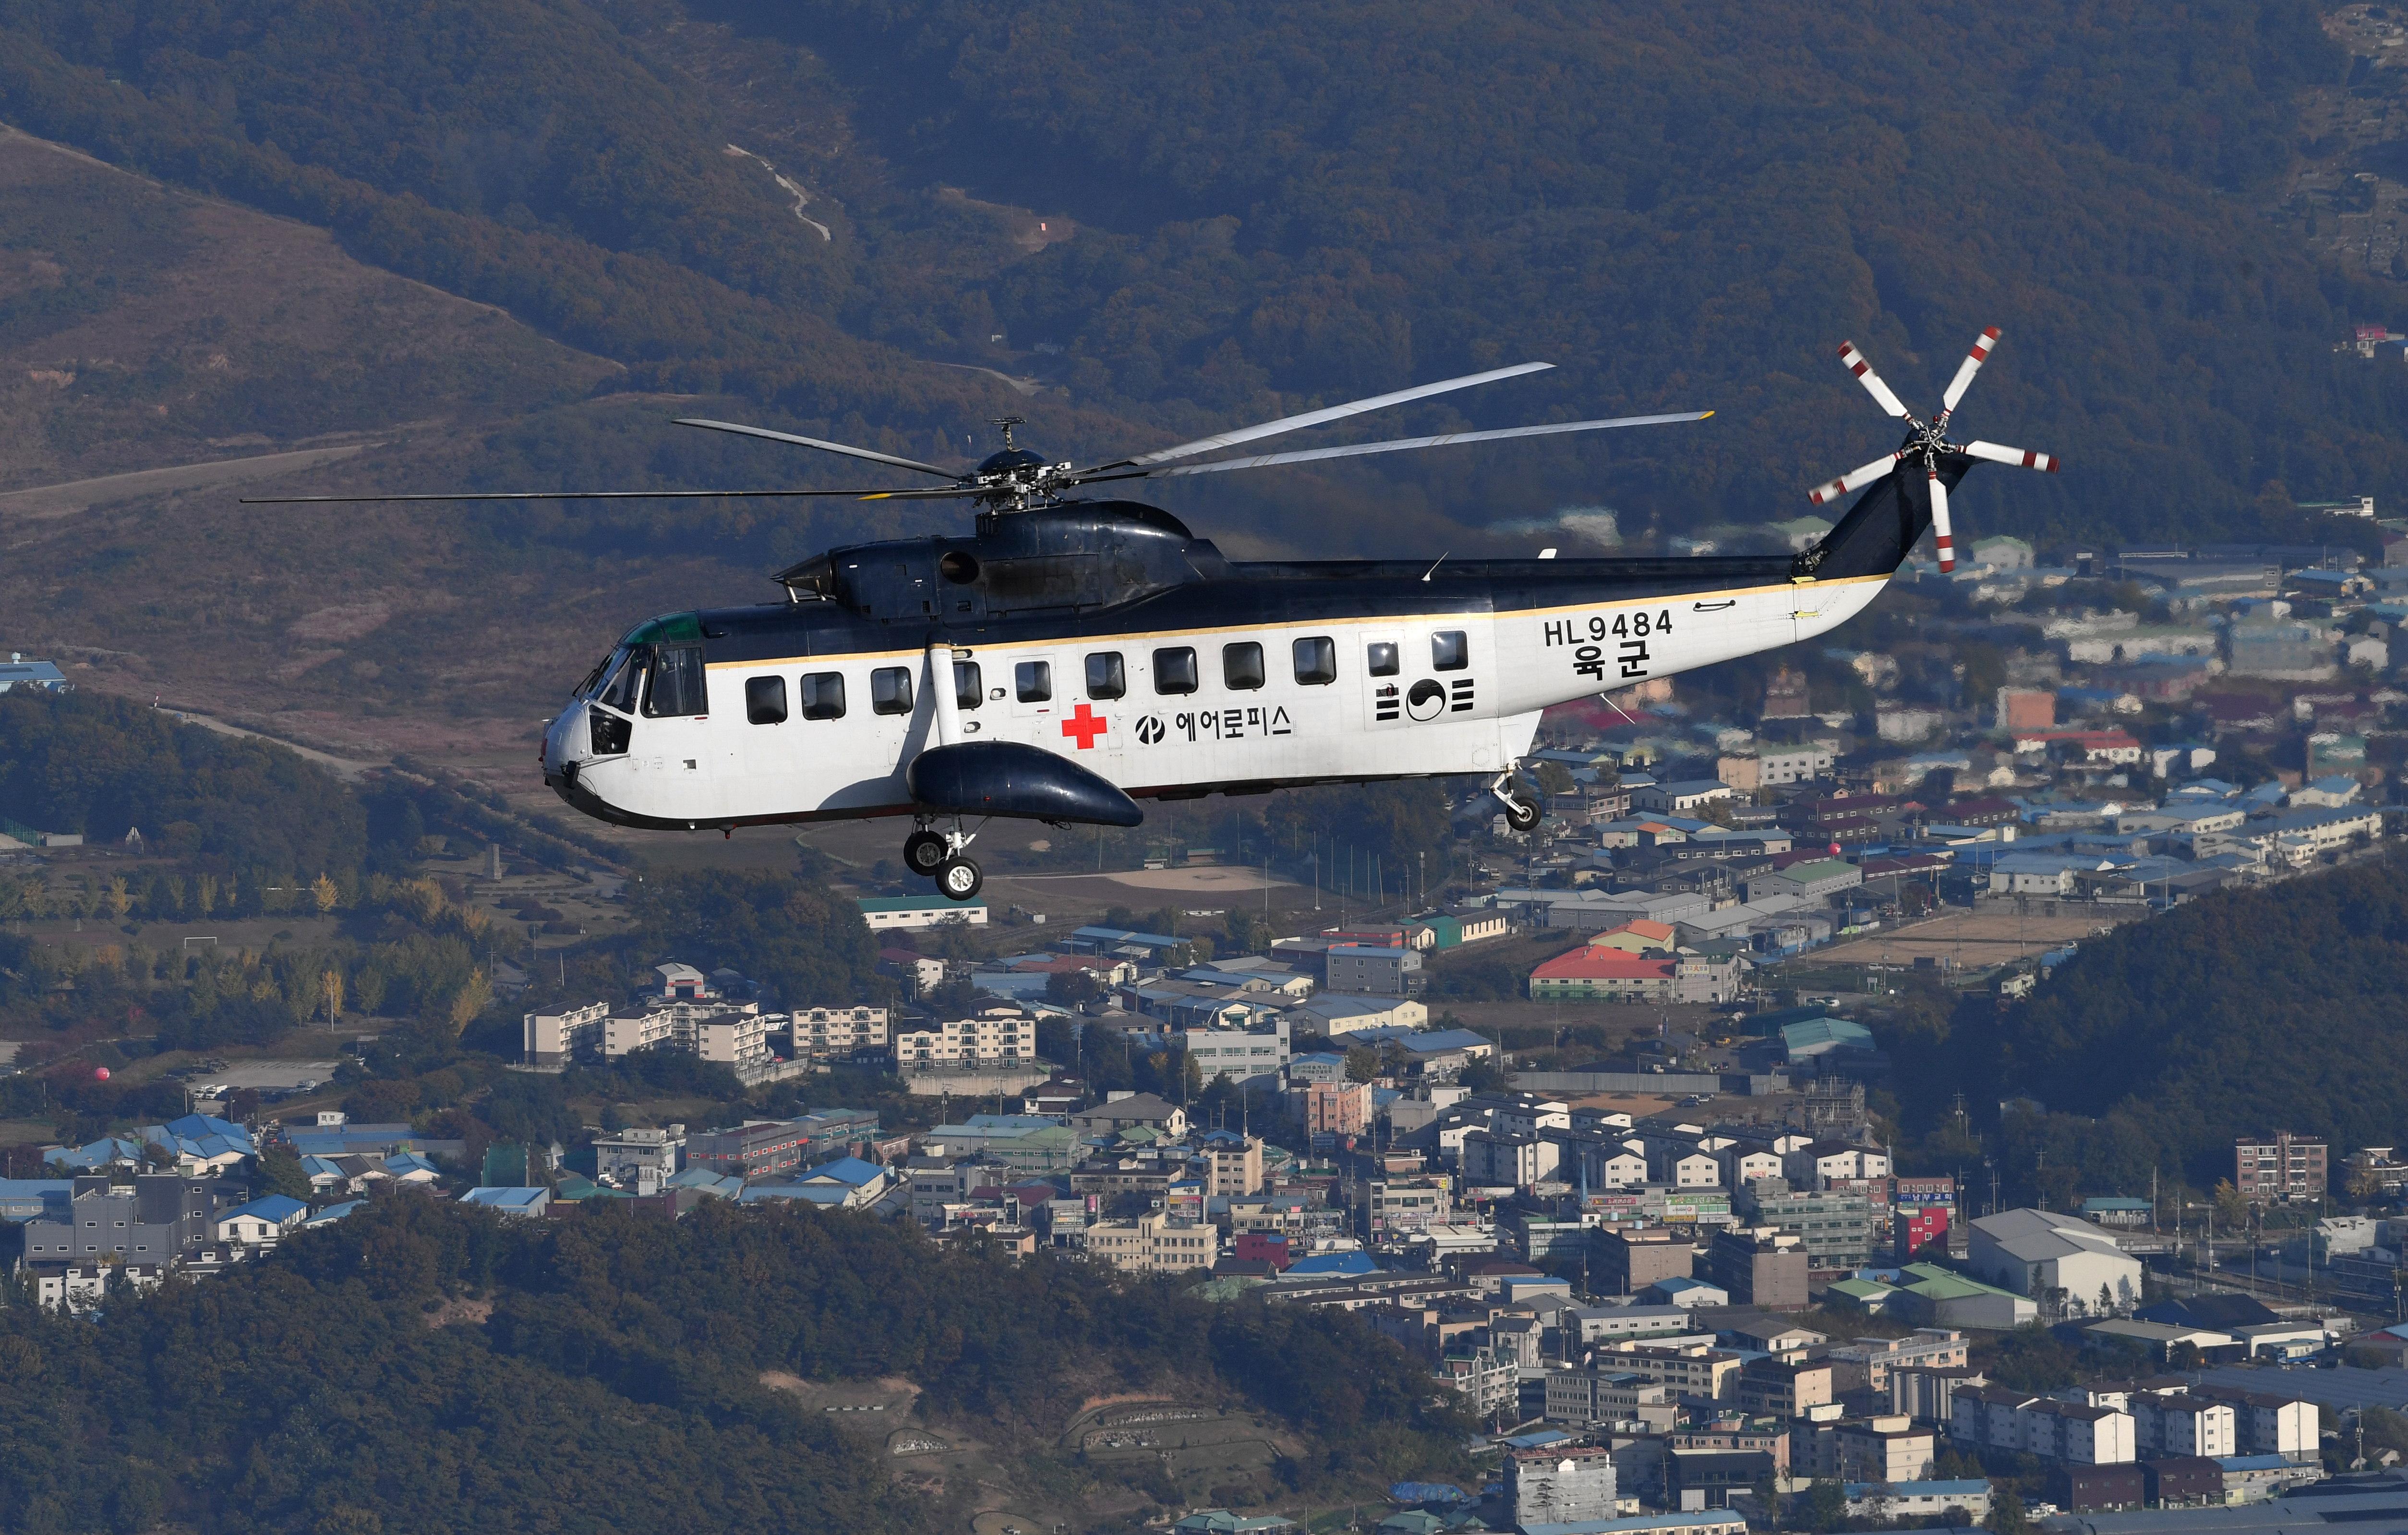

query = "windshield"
[595, 648, 644, 712]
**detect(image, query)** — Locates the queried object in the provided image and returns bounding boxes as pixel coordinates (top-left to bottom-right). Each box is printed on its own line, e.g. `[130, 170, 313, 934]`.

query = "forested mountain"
[3, 0, 2405, 565]
[0, 1199, 1468, 1534]
[1882, 851, 2408, 1203]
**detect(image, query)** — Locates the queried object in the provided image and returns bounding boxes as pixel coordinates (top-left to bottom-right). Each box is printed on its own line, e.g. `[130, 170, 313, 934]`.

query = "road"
[0, 443, 377, 519]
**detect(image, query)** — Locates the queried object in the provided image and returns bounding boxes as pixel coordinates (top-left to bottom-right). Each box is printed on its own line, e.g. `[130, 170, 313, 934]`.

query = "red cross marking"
[1061, 703, 1109, 749]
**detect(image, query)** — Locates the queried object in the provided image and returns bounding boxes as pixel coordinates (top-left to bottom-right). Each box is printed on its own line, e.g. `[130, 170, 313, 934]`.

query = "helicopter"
[250, 330, 2056, 902]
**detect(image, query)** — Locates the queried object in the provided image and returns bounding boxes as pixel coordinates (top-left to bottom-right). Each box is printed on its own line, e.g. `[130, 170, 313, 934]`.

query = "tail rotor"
[1804, 326, 2058, 572]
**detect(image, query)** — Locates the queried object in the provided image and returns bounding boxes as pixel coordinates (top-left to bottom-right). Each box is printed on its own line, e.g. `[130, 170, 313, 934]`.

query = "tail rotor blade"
[1928, 466, 1956, 573]
[1837, 341, 1914, 420]
[1807, 452, 1905, 506]
[1964, 441, 2061, 473]
[1941, 325, 2002, 416]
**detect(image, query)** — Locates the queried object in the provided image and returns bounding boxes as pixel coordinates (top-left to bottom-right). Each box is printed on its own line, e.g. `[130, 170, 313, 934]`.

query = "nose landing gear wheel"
[903, 829, 949, 876]
[936, 857, 984, 902]
[1501, 795, 1541, 834]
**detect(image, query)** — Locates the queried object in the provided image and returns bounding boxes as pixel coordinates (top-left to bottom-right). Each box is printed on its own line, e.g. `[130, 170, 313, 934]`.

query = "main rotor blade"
[1807, 452, 1904, 506]
[1836, 341, 1914, 420]
[674, 418, 962, 480]
[1963, 441, 2061, 472]
[240, 488, 904, 504]
[1928, 466, 1957, 573]
[1940, 325, 2001, 416]
[1087, 361, 1554, 472]
[856, 486, 994, 501]
[1137, 411, 1714, 478]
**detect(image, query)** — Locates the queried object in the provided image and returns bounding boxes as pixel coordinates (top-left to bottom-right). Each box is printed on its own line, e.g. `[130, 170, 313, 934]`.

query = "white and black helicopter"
[253, 329, 2056, 902]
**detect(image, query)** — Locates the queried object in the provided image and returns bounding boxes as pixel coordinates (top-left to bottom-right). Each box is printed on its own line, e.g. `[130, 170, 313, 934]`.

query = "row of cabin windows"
[740, 631, 1468, 725]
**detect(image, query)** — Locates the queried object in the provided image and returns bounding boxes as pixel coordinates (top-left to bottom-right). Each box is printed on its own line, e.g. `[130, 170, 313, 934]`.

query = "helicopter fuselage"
[538, 469, 1946, 835]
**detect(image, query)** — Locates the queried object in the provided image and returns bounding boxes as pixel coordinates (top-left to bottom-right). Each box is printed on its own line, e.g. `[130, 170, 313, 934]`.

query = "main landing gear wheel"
[903, 829, 949, 876]
[1490, 767, 1542, 833]
[936, 857, 984, 901]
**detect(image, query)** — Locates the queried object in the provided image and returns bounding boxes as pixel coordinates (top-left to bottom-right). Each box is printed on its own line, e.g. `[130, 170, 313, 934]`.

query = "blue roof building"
[458, 1186, 551, 1217]
[0, 1178, 72, 1222]
[1780, 1017, 1875, 1057]
[303, 1199, 363, 1227]
[1283, 1252, 1378, 1278]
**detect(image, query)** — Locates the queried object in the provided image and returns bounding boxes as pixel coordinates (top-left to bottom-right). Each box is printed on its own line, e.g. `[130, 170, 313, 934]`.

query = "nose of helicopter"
[541, 704, 584, 784]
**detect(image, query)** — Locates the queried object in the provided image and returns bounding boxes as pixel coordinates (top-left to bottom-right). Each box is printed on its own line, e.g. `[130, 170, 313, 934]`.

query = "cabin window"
[642, 644, 708, 717]
[953, 661, 983, 709]
[1432, 630, 1469, 671]
[871, 668, 915, 715]
[1086, 652, 1126, 699]
[1223, 642, 1265, 690]
[1153, 647, 1199, 695]
[745, 676, 787, 725]
[1367, 641, 1400, 677]
[1015, 660, 1053, 703]
[1293, 636, 1337, 685]
[799, 672, 846, 720]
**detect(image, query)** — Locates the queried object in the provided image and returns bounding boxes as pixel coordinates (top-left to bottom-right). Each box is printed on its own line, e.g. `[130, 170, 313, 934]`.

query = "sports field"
[1808, 906, 2147, 969]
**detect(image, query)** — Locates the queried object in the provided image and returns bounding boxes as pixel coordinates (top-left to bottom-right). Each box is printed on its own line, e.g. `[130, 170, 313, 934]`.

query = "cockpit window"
[641, 644, 708, 717]
[596, 650, 643, 713]
[575, 650, 617, 699]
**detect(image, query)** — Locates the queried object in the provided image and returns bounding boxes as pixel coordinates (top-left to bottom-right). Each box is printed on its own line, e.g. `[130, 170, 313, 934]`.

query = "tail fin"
[1792, 451, 1972, 581]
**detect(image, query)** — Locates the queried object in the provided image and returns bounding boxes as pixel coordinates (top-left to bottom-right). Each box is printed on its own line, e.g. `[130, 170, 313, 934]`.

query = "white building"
[1967, 1209, 2143, 1312]
[1082, 1209, 1219, 1273]
[1509, 1446, 1619, 1527]
[791, 1006, 889, 1057]
[857, 895, 988, 930]
[523, 999, 610, 1065]
[892, 1004, 1038, 1071]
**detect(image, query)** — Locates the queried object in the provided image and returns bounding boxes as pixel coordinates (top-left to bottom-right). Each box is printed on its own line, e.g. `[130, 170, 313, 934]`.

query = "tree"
[311, 873, 340, 914]
[1985, 1489, 2031, 1535]
[445, 969, 493, 1036]
[1533, 760, 1575, 808]
[2214, 1178, 2251, 1231]
[1045, 968, 1102, 1007]
[253, 1144, 313, 1200]
[1803, 1479, 1848, 1533]
[1344, 1045, 1381, 1083]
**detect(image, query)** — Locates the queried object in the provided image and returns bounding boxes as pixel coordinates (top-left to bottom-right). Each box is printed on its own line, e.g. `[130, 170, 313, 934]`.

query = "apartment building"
[1829, 1329, 1970, 1390]
[792, 1005, 889, 1057]
[1597, 1342, 1745, 1404]
[892, 1005, 1037, 1071]
[2234, 1133, 2327, 1205]
[1545, 1367, 1678, 1428]
[1201, 1136, 1264, 1197]
[523, 999, 610, 1065]
[1083, 1210, 1221, 1274]
[1597, 1225, 1698, 1295]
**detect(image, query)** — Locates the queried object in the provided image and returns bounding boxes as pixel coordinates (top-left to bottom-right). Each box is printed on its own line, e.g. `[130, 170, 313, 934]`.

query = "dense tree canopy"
[1884, 850, 2408, 1194]
[0, 692, 365, 882]
[0, 1198, 1470, 1535]
[2, 0, 2405, 558]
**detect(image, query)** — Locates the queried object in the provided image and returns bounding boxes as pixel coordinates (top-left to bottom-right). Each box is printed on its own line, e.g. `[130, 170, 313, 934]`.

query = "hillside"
[1882, 849, 2408, 1202]
[0, 1199, 1470, 1535]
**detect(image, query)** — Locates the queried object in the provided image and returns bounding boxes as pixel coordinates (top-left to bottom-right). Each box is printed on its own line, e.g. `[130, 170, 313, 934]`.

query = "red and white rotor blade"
[1837, 341, 1913, 419]
[1941, 325, 2001, 415]
[1807, 452, 1903, 506]
[1964, 440, 2061, 473]
[1928, 467, 1956, 573]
